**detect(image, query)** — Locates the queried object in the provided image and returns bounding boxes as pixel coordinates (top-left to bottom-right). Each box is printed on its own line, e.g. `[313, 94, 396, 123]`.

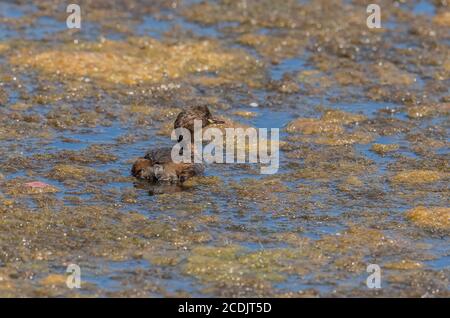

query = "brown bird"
[131, 105, 223, 183]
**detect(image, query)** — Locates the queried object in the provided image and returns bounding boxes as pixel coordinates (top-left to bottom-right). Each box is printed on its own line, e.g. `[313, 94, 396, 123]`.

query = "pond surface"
[0, 0, 449, 297]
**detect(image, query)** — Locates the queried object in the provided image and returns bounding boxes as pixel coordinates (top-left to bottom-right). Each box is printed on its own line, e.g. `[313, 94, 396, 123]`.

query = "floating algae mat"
[0, 0, 449, 297]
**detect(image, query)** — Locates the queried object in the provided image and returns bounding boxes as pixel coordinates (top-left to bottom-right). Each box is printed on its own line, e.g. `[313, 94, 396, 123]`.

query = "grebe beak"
[208, 117, 225, 125]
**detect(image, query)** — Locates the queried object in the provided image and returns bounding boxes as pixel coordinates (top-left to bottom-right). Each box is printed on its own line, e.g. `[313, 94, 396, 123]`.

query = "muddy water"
[0, 0, 449, 297]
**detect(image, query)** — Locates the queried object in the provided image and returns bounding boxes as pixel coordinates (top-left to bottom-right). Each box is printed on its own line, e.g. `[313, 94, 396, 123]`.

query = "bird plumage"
[131, 106, 222, 183]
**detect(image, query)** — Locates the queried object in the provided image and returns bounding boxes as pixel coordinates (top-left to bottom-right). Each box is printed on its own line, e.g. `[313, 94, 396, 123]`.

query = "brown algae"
[11, 38, 265, 87]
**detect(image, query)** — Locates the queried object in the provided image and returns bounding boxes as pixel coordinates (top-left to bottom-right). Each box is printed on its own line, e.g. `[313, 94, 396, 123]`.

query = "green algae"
[238, 33, 306, 63]
[406, 207, 450, 232]
[384, 260, 423, 270]
[286, 117, 344, 135]
[391, 170, 446, 185]
[0, 0, 448, 298]
[286, 109, 371, 145]
[182, 225, 431, 295]
[183, 245, 300, 288]
[48, 164, 96, 182]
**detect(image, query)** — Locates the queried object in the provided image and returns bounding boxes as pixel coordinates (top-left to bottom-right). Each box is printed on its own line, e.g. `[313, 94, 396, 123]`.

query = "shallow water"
[0, 0, 449, 297]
